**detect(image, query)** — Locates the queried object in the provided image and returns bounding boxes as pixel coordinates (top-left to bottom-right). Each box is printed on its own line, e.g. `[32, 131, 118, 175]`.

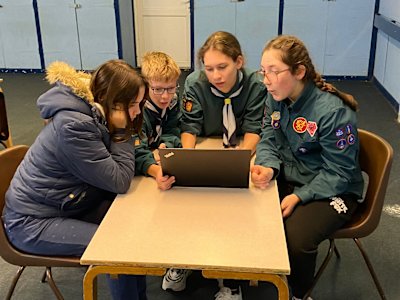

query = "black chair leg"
[6, 266, 25, 300]
[303, 239, 336, 299]
[354, 238, 386, 300]
[45, 267, 64, 300]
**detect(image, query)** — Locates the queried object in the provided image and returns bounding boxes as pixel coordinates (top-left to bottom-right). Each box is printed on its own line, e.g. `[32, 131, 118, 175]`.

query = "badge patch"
[293, 117, 307, 133]
[306, 121, 318, 137]
[347, 133, 355, 145]
[271, 111, 281, 120]
[345, 124, 353, 134]
[336, 138, 347, 150]
[271, 119, 281, 129]
[335, 128, 344, 137]
[183, 97, 193, 112]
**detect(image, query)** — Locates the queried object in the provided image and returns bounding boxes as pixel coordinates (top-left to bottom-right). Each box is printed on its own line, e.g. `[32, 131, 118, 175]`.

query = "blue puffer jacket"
[4, 62, 136, 218]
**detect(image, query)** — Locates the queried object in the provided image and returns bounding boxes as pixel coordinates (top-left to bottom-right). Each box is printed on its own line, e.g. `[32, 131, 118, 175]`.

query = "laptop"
[158, 148, 251, 188]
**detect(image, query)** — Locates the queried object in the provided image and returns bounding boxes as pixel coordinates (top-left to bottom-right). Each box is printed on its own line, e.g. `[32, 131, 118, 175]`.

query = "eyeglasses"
[150, 85, 179, 95]
[257, 68, 290, 82]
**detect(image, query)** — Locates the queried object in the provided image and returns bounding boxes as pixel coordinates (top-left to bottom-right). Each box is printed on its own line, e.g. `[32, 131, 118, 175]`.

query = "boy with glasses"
[135, 51, 181, 191]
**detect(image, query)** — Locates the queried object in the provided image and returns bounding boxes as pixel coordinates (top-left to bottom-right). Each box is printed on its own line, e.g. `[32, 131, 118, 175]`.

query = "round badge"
[336, 138, 347, 150]
[293, 117, 308, 133]
[347, 134, 355, 145]
[271, 119, 281, 129]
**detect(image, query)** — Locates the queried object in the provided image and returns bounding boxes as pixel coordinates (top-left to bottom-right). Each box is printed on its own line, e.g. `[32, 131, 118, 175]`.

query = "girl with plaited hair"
[252, 35, 364, 300]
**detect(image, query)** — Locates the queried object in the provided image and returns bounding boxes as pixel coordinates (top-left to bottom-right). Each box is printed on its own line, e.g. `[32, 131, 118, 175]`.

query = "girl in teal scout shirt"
[252, 35, 364, 300]
[135, 51, 181, 191]
[180, 31, 267, 153]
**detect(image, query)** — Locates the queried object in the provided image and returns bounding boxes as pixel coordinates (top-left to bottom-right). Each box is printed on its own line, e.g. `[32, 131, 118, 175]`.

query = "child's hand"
[155, 168, 175, 191]
[281, 194, 301, 218]
[250, 165, 274, 189]
[110, 109, 128, 128]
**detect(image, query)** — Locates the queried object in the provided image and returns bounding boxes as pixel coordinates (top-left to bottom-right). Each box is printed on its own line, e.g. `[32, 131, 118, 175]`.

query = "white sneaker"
[161, 268, 192, 291]
[292, 296, 313, 300]
[214, 286, 242, 300]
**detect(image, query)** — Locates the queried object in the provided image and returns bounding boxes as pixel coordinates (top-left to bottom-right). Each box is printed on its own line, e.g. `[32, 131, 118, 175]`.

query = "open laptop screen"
[158, 148, 251, 188]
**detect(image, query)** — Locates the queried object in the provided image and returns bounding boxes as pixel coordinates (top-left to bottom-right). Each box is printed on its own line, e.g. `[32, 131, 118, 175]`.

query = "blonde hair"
[141, 51, 181, 82]
[263, 35, 358, 111]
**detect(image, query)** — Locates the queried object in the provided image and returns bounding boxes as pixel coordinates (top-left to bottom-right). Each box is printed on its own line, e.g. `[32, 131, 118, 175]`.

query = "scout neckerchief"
[210, 70, 244, 147]
[144, 99, 167, 148]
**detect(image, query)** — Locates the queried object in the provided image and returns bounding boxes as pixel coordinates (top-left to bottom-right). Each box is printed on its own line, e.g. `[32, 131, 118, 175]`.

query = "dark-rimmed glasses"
[150, 85, 179, 95]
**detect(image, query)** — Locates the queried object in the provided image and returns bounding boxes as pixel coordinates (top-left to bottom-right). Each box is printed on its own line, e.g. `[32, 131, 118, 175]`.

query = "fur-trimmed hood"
[37, 61, 96, 120]
[45, 61, 93, 103]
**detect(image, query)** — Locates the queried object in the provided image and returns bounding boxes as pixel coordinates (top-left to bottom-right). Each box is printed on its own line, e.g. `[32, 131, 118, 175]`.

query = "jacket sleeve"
[294, 107, 360, 202]
[58, 119, 135, 194]
[241, 73, 268, 135]
[254, 97, 282, 172]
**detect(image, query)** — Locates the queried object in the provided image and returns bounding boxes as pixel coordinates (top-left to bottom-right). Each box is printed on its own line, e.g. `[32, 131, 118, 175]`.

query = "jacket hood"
[38, 61, 94, 119]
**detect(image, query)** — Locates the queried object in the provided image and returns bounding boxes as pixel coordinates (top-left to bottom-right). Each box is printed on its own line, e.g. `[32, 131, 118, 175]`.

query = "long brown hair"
[90, 59, 146, 139]
[263, 35, 358, 111]
[197, 31, 244, 68]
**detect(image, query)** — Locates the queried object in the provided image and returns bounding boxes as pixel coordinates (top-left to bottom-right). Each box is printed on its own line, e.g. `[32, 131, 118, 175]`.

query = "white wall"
[374, 0, 400, 119]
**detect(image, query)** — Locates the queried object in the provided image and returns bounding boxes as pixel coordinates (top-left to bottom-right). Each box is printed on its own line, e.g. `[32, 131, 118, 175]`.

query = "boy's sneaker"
[162, 269, 192, 291]
[214, 286, 242, 300]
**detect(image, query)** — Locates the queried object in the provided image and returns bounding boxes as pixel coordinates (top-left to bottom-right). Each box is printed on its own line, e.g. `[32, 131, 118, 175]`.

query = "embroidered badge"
[336, 138, 347, 150]
[347, 133, 356, 145]
[271, 111, 281, 120]
[345, 124, 353, 134]
[271, 119, 281, 129]
[271, 111, 281, 129]
[306, 121, 318, 137]
[183, 97, 193, 112]
[293, 117, 307, 133]
[330, 197, 348, 214]
[335, 128, 344, 137]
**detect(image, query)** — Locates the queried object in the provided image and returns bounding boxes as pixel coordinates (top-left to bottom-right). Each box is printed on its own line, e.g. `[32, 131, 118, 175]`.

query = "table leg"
[83, 265, 166, 300]
[202, 270, 289, 300]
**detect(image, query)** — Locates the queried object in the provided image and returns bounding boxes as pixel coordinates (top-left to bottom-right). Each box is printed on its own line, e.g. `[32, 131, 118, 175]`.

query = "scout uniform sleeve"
[241, 73, 268, 135]
[160, 96, 182, 148]
[134, 123, 157, 176]
[180, 77, 204, 136]
[254, 97, 282, 172]
[294, 107, 360, 203]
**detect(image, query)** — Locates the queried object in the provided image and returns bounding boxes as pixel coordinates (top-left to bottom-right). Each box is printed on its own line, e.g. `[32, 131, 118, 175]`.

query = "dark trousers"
[278, 179, 358, 298]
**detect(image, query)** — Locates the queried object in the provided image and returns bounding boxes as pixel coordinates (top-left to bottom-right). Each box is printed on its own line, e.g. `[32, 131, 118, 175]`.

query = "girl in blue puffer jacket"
[3, 59, 147, 300]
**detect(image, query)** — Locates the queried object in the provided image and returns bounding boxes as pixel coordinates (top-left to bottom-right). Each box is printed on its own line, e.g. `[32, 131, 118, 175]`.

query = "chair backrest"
[0, 145, 80, 266]
[333, 129, 393, 239]
[0, 145, 29, 209]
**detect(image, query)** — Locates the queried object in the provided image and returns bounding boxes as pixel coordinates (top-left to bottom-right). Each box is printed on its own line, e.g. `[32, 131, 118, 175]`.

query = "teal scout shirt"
[135, 96, 181, 175]
[255, 82, 364, 203]
[180, 68, 267, 136]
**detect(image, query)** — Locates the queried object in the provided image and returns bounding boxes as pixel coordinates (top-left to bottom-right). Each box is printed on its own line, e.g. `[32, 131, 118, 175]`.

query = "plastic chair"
[0, 82, 13, 148]
[303, 129, 393, 300]
[0, 145, 81, 300]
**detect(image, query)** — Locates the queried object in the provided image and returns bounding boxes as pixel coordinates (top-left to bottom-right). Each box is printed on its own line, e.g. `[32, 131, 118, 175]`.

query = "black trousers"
[278, 179, 358, 298]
